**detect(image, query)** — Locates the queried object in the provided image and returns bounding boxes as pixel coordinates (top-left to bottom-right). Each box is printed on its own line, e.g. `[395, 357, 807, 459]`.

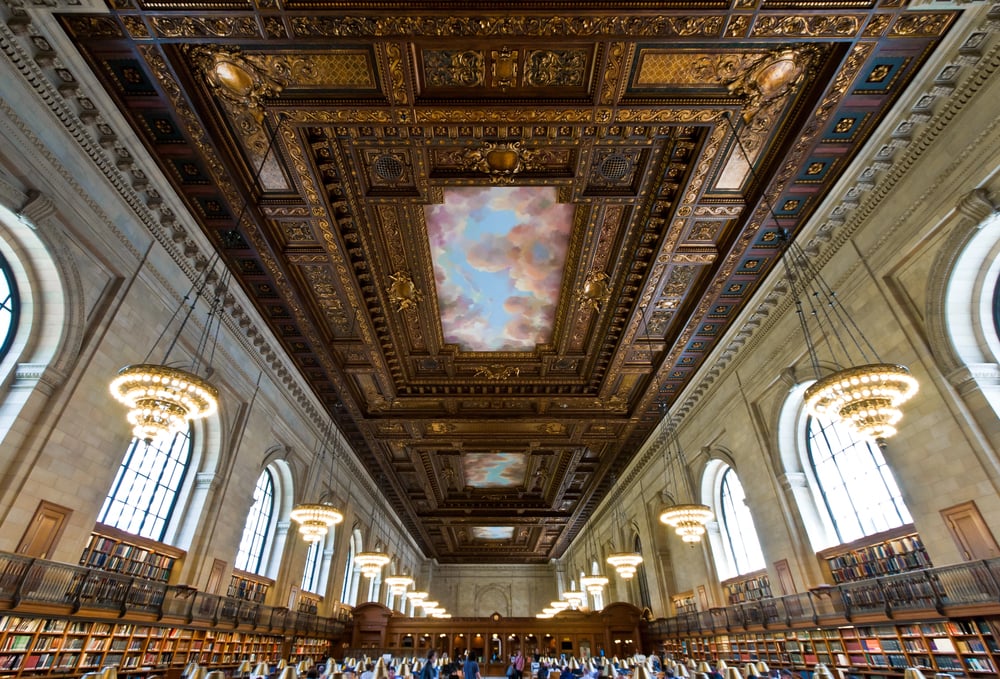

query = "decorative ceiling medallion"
[463, 142, 540, 183]
[191, 47, 283, 121]
[387, 271, 422, 312]
[578, 270, 611, 312]
[729, 47, 816, 124]
[474, 364, 521, 381]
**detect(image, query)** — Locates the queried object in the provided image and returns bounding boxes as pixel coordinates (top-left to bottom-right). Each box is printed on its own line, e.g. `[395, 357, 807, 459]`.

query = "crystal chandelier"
[356, 551, 391, 578]
[654, 405, 712, 544]
[290, 502, 343, 542]
[580, 574, 609, 595]
[783, 232, 919, 439]
[562, 585, 585, 609]
[659, 504, 714, 543]
[110, 268, 229, 441]
[722, 111, 917, 440]
[407, 591, 428, 605]
[606, 553, 643, 579]
[110, 364, 218, 440]
[549, 600, 570, 611]
[385, 575, 414, 597]
[291, 420, 344, 543]
[803, 363, 918, 439]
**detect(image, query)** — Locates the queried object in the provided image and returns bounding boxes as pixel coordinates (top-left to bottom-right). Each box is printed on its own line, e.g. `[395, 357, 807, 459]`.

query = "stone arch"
[473, 583, 511, 617]
[925, 188, 1000, 450]
[0, 193, 87, 451]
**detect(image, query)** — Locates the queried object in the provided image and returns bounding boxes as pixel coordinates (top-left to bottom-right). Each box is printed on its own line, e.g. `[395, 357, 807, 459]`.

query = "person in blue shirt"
[462, 654, 480, 679]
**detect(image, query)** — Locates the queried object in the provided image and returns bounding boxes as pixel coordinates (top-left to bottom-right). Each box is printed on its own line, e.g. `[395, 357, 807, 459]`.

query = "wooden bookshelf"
[228, 570, 272, 603]
[0, 615, 285, 678]
[672, 592, 697, 614]
[292, 636, 330, 660]
[79, 524, 185, 584]
[722, 570, 772, 605]
[298, 593, 321, 615]
[660, 617, 1000, 677]
[818, 524, 931, 585]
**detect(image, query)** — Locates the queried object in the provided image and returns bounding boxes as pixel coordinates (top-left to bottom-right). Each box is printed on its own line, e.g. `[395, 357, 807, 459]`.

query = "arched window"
[634, 532, 651, 610]
[235, 470, 275, 575]
[718, 466, 766, 576]
[341, 529, 361, 606]
[807, 413, 912, 543]
[301, 539, 323, 594]
[0, 252, 19, 362]
[98, 430, 192, 541]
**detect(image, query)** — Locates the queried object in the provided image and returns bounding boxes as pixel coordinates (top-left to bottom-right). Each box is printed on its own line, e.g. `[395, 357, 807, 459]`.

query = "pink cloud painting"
[425, 186, 574, 351]
[463, 452, 527, 489]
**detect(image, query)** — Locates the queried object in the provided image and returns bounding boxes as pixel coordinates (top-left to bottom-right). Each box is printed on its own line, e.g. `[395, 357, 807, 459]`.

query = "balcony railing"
[647, 557, 1000, 637]
[0, 551, 347, 637]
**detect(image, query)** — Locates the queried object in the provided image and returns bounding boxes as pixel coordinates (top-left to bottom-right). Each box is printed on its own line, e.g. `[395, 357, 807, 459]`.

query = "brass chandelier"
[606, 481, 643, 579]
[111, 113, 286, 441]
[782, 235, 918, 439]
[606, 553, 643, 579]
[578, 525, 608, 599]
[110, 266, 226, 440]
[290, 420, 344, 543]
[723, 111, 917, 440]
[656, 405, 713, 543]
[385, 574, 415, 597]
[356, 488, 390, 578]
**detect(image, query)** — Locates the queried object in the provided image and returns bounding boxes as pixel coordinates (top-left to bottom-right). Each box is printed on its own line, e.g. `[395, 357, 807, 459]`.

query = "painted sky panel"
[425, 186, 574, 351]
[472, 527, 515, 540]
[463, 452, 527, 488]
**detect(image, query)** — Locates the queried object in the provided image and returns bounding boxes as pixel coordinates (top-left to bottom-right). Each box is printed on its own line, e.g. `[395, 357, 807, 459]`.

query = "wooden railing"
[0, 551, 347, 637]
[646, 557, 1000, 636]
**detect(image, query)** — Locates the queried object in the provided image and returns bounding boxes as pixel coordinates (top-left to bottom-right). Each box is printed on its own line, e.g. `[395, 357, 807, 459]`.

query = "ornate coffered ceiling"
[60, 0, 957, 562]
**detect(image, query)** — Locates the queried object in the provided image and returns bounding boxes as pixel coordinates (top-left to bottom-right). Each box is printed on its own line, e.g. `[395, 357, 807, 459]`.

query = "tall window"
[634, 533, 652, 610]
[301, 539, 323, 594]
[341, 532, 357, 605]
[719, 466, 766, 575]
[0, 252, 19, 361]
[807, 413, 912, 543]
[98, 430, 192, 540]
[235, 470, 275, 574]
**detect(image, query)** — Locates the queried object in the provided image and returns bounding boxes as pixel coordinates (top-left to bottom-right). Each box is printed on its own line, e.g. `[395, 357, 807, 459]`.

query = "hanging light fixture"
[562, 583, 585, 609]
[606, 474, 644, 579]
[111, 106, 288, 441]
[110, 266, 227, 440]
[579, 527, 608, 600]
[407, 591, 428, 605]
[385, 574, 414, 597]
[290, 420, 344, 542]
[657, 416, 712, 543]
[356, 486, 390, 578]
[778, 234, 918, 439]
[723, 111, 917, 440]
[606, 552, 642, 579]
[356, 551, 391, 578]
[580, 573, 609, 596]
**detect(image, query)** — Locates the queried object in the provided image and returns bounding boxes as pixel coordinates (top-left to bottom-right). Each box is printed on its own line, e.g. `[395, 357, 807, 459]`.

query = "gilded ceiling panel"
[59, 0, 959, 562]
